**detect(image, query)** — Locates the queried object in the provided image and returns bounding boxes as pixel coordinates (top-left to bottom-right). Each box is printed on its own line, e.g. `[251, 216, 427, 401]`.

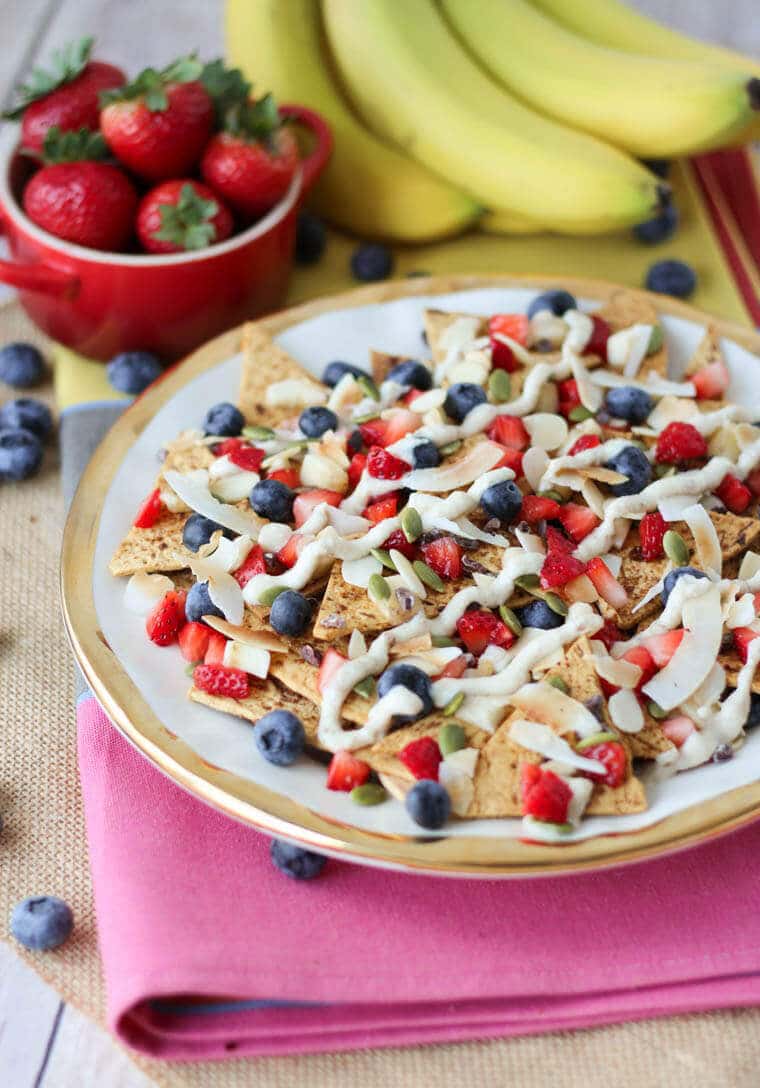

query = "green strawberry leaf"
[41, 125, 107, 164]
[100, 53, 203, 113]
[4, 36, 94, 119]
[153, 183, 219, 250]
[200, 59, 251, 126]
[225, 93, 281, 142]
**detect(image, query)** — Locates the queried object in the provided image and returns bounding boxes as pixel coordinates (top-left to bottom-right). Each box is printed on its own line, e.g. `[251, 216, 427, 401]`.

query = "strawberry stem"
[153, 183, 220, 250]
[41, 125, 107, 164]
[4, 36, 94, 118]
[99, 54, 203, 112]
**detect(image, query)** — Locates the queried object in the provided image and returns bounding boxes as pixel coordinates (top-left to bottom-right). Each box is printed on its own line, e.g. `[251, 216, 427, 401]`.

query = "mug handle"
[278, 104, 334, 198]
[0, 256, 77, 297]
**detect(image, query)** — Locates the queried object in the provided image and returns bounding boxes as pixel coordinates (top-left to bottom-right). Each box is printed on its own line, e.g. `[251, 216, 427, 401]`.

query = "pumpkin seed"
[353, 677, 376, 700]
[538, 489, 565, 503]
[663, 529, 689, 566]
[544, 592, 568, 616]
[439, 439, 462, 457]
[354, 410, 380, 424]
[400, 506, 423, 543]
[368, 573, 390, 602]
[488, 368, 511, 403]
[569, 405, 594, 422]
[499, 605, 522, 636]
[576, 731, 617, 750]
[350, 783, 387, 806]
[432, 634, 458, 647]
[546, 675, 569, 694]
[370, 547, 397, 571]
[356, 374, 380, 401]
[647, 700, 668, 720]
[647, 324, 664, 355]
[413, 559, 445, 592]
[443, 692, 465, 717]
[259, 584, 287, 606]
[242, 425, 275, 441]
[439, 722, 466, 756]
[515, 573, 541, 592]
[654, 463, 676, 478]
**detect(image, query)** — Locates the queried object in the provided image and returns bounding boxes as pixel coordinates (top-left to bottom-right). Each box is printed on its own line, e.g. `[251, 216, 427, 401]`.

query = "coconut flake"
[405, 441, 505, 493]
[456, 695, 507, 733]
[739, 552, 760, 580]
[570, 351, 603, 412]
[658, 494, 700, 522]
[631, 575, 666, 614]
[389, 549, 427, 598]
[456, 517, 510, 548]
[514, 525, 546, 554]
[509, 719, 606, 774]
[265, 378, 326, 407]
[642, 584, 723, 711]
[210, 470, 260, 503]
[607, 324, 652, 378]
[581, 477, 606, 519]
[164, 470, 262, 538]
[681, 503, 721, 576]
[202, 616, 286, 651]
[591, 643, 642, 689]
[203, 534, 254, 574]
[223, 640, 270, 678]
[348, 629, 367, 659]
[258, 523, 293, 554]
[522, 446, 550, 492]
[301, 450, 348, 493]
[523, 413, 568, 452]
[124, 572, 174, 615]
[726, 593, 756, 629]
[510, 681, 603, 739]
[342, 555, 383, 589]
[608, 688, 644, 733]
[409, 388, 446, 413]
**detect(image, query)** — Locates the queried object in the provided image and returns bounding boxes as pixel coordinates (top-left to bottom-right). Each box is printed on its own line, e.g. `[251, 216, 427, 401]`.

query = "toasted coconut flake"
[348, 629, 367, 659]
[681, 503, 721, 576]
[389, 633, 434, 658]
[390, 549, 427, 599]
[642, 585, 723, 711]
[590, 643, 642, 689]
[124, 572, 174, 615]
[609, 688, 644, 733]
[522, 446, 550, 492]
[164, 470, 262, 538]
[632, 575, 666, 614]
[406, 441, 505, 492]
[570, 352, 603, 412]
[658, 494, 700, 522]
[726, 593, 756, 629]
[509, 719, 606, 774]
[265, 378, 326, 407]
[223, 640, 270, 678]
[410, 388, 446, 413]
[578, 465, 627, 485]
[511, 680, 603, 738]
[379, 773, 412, 801]
[514, 525, 546, 554]
[202, 616, 287, 651]
[566, 776, 594, 825]
[301, 450, 348, 492]
[581, 477, 606, 519]
[204, 534, 254, 574]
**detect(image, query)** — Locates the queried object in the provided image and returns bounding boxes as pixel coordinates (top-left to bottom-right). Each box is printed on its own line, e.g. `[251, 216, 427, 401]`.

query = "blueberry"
[350, 242, 393, 282]
[480, 479, 523, 523]
[516, 599, 565, 630]
[203, 402, 244, 437]
[10, 896, 73, 951]
[745, 693, 760, 730]
[254, 710, 305, 766]
[347, 429, 363, 453]
[0, 342, 44, 388]
[444, 382, 487, 423]
[661, 566, 707, 606]
[405, 780, 451, 830]
[270, 838, 326, 880]
[633, 203, 679, 244]
[605, 445, 652, 497]
[0, 397, 52, 440]
[182, 512, 231, 553]
[645, 259, 697, 299]
[185, 581, 224, 623]
[269, 590, 312, 636]
[412, 440, 441, 469]
[377, 663, 433, 724]
[249, 478, 294, 523]
[299, 405, 338, 438]
[295, 211, 326, 265]
[322, 360, 367, 387]
[604, 386, 653, 425]
[0, 428, 43, 480]
[106, 351, 164, 395]
[386, 360, 432, 391]
[641, 158, 671, 179]
[527, 289, 577, 319]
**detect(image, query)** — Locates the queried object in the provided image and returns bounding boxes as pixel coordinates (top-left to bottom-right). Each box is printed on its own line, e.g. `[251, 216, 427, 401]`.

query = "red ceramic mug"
[0, 105, 332, 361]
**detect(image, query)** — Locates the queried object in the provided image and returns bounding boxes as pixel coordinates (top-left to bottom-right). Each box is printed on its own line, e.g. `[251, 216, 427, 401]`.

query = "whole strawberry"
[22, 127, 138, 251]
[136, 180, 233, 254]
[4, 37, 124, 153]
[201, 94, 299, 220]
[100, 56, 213, 181]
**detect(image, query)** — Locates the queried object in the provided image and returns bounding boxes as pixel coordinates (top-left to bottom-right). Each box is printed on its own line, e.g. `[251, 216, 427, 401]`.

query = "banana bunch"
[226, 0, 759, 241]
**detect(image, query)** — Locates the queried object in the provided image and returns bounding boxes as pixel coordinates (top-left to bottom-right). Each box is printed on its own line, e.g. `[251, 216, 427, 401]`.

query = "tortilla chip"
[369, 350, 433, 386]
[684, 326, 723, 378]
[161, 431, 216, 474]
[108, 512, 192, 577]
[361, 717, 490, 779]
[189, 675, 323, 745]
[268, 650, 369, 725]
[596, 289, 667, 379]
[238, 323, 326, 427]
[719, 645, 760, 694]
[423, 309, 486, 366]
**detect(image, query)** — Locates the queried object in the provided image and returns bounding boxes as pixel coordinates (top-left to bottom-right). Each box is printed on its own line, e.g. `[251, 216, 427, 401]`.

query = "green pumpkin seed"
[439, 722, 467, 756]
[353, 676, 376, 699]
[546, 675, 569, 694]
[443, 692, 465, 717]
[259, 584, 287, 606]
[654, 463, 676, 478]
[370, 547, 397, 571]
[368, 573, 390, 602]
[663, 529, 689, 566]
[400, 506, 423, 543]
[647, 324, 664, 355]
[356, 374, 380, 401]
[242, 425, 276, 441]
[488, 368, 511, 403]
[576, 731, 618, 750]
[499, 605, 522, 636]
[569, 405, 594, 422]
[544, 592, 568, 617]
[432, 634, 459, 648]
[350, 783, 387, 806]
[538, 489, 565, 503]
[647, 700, 668, 720]
[354, 410, 380, 424]
[413, 559, 445, 592]
[439, 439, 462, 457]
[515, 573, 541, 592]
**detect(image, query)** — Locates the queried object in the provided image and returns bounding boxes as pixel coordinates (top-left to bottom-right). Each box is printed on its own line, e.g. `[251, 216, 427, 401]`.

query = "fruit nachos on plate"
[109, 288, 760, 843]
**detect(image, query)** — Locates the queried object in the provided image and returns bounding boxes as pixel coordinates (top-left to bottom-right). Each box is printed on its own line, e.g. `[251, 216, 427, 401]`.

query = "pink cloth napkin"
[78, 695, 760, 1061]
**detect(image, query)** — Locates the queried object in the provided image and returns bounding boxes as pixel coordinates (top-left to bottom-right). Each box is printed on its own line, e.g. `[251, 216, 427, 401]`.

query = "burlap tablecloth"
[3, 298, 760, 1088]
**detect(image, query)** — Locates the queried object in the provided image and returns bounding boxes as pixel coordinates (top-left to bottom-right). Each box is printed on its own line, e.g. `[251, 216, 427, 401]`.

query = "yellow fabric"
[52, 159, 751, 410]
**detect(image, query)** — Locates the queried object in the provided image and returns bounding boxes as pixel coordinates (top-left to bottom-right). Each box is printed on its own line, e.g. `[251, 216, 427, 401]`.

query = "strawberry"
[293, 489, 343, 527]
[558, 502, 600, 542]
[178, 621, 211, 662]
[4, 37, 125, 153]
[347, 452, 367, 489]
[521, 495, 561, 523]
[276, 534, 305, 569]
[398, 736, 442, 781]
[133, 487, 164, 529]
[436, 654, 469, 679]
[22, 127, 138, 251]
[586, 556, 628, 608]
[384, 528, 417, 561]
[326, 750, 371, 792]
[268, 466, 300, 489]
[520, 764, 572, 823]
[489, 313, 529, 345]
[318, 648, 347, 693]
[661, 715, 696, 748]
[557, 378, 581, 417]
[486, 415, 529, 450]
[493, 446, 524, 476]
[358, 418, 389, 448]
[420, 536, 462, 581]
[214, 437, 246, 457]
[366, 446, 411, 480]
[596, 619, 623, 652]
[747, 466, 760, 499]
[201, 93, 298, 219]
[540, 551, 586, 589]
[583, 315, 611, 361]
[639, 510, 666, 560]
[403, 388, 425, 407]
[581, 741, 627, 787]
[545, 525, 575, 554]
[642, 628, 684, 668]
[363, 493, 399, 523]
[733, 627, 760, 664]
[204, 630, 227, 665]
[655, 421, 708, 464]
[716, 473, 752, 514]
[383, 409, 421, 445]
[192, 662, 249, 699]
[100, 56, 214, 181]
[227, 444, 265, 472]
[568, 434, 601, 456]
[489, 338, 516, 372]
[620, 645, 656, 690]
[691, 359, 729, 400]
[146, 590, 186, 647]
[233, 544, 266, 587]
[456, 609, 514, 655]
[136, 180, 233, 255]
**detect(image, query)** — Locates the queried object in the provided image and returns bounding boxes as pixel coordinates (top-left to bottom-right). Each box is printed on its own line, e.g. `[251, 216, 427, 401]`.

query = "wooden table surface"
[1, 1, 758, 1084]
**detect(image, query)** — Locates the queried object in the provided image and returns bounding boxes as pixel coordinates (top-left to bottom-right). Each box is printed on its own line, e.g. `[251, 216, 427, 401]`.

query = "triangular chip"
[361, 717, 490, 780]
[596, 289, 667, 380]
[189, 675, 323, 745]
[238, 323, 326, 427]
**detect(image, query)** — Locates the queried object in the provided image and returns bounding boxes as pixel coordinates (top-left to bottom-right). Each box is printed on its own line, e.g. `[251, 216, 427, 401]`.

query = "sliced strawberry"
[204, 630, 227, 665]
[581, 740, 627, 787]
[642, 628, 684, 668]
[420, 536, 462, 581]
[716, 473, 752, 514]
[383, 409, 421, 445]
[276, 533, 305, 569]
[293, 489, 343, 527]
[747, 466, 760, 499]
[227, 444, 265, 472]
[384, 528, 417, 561]
[326, 750, 371, 791]
[691, 359, 729, 400]
[492, 445, 524, 475]
[596, 619, 623, 652]
[145, 589, 186, 646]
[233, 543, 266, 587]
[193, 663, 249, 699]
[133, 487, 164, 529]
[456, 609, 514, 655]
[348, 452, 367, 489]
[489, 337, 517, 372]
[489, 313, 529, 345]
[620, 644, 656, 690]
[545, 525, 575, 554]
[268, 466, 300, 489]
[557, 378, 580, 417]
[662, 715, 696, 747]
[178, 621, 211, 662]
[540, 551, 586, 589]
[733, 627, 760, 664]
[214, 436, 246, 457]
[568, 434, 601, 456]
[358, 417, 389, 448]
[436, 653, 468, 680]
[521, 495, 561, 523]
[558, 502, 600, 542]
[398, 736, 442, 781]
[520, 764, 572, 823]
[599, 676, 619, 699]
[486, 415, 529, 450]
[366, 445, 411, 480]
[586, 556, 628, 608]
[639, 510, 666, 560]
[402, 388, 425, 407]
[655, 421, 708, 464]
[318, 648, 348, 694]
[363, 492, 399, 523]
[583, 315, 611, 361]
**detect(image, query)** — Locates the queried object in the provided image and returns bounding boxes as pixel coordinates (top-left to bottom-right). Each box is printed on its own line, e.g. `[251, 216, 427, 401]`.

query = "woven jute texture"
[3, 298, 760, 1087]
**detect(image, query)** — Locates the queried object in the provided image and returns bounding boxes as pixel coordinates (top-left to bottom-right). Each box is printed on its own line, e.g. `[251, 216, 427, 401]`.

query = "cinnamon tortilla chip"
[108, 512, 193, 577]
[238, 323, 326, 427]
[361, 717, 490, 780]
[189, 675, 323, 745]
[370, 350, 432, 386]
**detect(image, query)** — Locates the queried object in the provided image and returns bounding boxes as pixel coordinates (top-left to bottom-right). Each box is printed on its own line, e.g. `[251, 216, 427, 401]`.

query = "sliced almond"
[202, 615, 287, 652]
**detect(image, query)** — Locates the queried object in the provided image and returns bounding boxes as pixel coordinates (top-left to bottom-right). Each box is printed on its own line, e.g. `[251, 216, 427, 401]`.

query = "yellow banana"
[321, 0, 664, 235]
[225, 0, 479, 242]
[480, 209, 545, 236]
[441, 0, 759, 159]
